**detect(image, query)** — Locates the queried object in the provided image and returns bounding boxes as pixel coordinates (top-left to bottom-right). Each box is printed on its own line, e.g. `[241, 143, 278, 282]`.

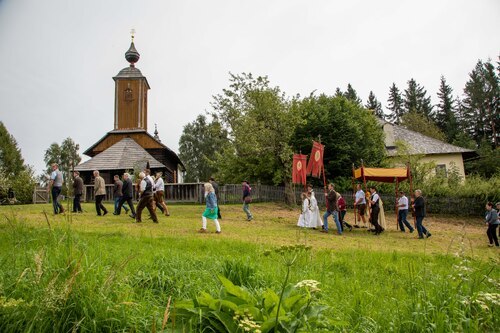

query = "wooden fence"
[32, 184, 487, 216]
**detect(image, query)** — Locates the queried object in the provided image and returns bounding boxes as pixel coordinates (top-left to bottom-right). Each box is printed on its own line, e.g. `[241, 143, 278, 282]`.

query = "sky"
[0, 0, 499, 175]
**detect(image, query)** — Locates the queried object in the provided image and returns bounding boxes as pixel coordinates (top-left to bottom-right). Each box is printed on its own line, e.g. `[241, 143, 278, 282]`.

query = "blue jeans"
[114, 197, 129, 213]
[51, 186, 63, 214]
[243, 203, 252, 220]
[323, 210, 342, 234]
[416, 216, 429, 238]
[398, 209, 414, 232]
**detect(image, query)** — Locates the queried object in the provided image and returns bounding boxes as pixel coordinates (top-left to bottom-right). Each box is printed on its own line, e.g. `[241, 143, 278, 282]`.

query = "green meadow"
[0, 203, 498, 332]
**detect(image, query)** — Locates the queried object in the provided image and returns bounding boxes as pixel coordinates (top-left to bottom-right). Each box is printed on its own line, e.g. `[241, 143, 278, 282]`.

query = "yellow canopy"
[353, 167, 409, 183]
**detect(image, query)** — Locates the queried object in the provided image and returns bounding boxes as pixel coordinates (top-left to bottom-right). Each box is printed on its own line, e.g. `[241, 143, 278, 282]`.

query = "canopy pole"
[408, 163, 416, 228]
[361, 160, 371, 230]
[352, 163, 357, 225]
[395, 177, 399, 230]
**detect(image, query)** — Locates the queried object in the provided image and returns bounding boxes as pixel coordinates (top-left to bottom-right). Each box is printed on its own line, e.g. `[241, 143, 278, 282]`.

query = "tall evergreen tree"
[462, 60, 489, 145]
[386, 83, 404, 124]
[483, 60, 499, 147]
[334, 87, 343, 98]
[365, 91, 384, 119]
[0, 121, 26, 177]
[403, 78, 433, 118]
[435, 76, 458, 142]
[344, 83, 362, 105]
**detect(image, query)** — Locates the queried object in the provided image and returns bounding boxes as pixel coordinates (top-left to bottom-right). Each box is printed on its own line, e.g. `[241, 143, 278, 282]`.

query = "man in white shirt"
[48, 163, 65, 214]
[353, 184, 367, 228]
[154, 172, 170, 216]
[397, 191, 414, 233]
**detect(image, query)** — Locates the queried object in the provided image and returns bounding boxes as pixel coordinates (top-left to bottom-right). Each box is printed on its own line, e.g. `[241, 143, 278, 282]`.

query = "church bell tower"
[113, 32, 150, 131]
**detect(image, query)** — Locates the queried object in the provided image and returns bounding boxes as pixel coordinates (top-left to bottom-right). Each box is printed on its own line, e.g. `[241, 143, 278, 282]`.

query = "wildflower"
[295, 279, 321, 293]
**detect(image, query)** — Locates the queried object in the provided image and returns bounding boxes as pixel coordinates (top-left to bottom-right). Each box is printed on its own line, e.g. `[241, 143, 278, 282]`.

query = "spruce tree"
[344, 83, 362, 105]
[365, 91, 384, 119]
[435, 76, 458, 142]
[386, 83, 404, 124]
[403, 78, 433, 118]
[0, 121, 26, 177]
[462, 60, 488, 145]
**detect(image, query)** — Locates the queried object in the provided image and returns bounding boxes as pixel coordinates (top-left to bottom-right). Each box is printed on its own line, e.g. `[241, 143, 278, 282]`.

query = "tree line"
[179, 57, 499, 185]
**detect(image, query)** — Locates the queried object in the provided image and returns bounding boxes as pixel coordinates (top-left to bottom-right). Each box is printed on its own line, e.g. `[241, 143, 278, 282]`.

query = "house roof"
[75, 137, 168, 172]
[380, 119, 475, 156]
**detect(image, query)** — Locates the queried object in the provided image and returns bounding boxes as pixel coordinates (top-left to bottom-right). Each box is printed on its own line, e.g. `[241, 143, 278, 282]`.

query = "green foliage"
[343, 83, 362, 106]
[292, 94, 385, 180]
[435, 76, 459, 143]
[210, 73, 301, 185]
[465, 142, 500, 178]
[365, 91, 384, 119]
[178, 115, 229, 182]
[400, 111, 447, 142]
[386, 83, 404, 124]
[403, 78, 433, 118]
[0, 122, 26, 178]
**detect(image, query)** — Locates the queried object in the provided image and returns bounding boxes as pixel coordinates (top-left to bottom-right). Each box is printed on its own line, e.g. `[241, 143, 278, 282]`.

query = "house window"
[436, 164, 447, 178]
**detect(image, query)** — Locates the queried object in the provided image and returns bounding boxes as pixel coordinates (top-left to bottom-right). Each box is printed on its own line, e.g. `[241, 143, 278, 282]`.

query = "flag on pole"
[306, 141, 324, 178]
[292, 154, 307, 185]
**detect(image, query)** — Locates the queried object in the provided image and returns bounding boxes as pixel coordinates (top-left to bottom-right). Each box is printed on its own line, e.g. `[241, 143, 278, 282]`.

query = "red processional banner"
[292, 154, 308, 185]
[306, 141, 324, 178]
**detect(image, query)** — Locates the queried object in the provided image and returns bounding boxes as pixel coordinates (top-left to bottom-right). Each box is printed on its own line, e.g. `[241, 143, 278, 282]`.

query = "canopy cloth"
[353, 167, 409, 183]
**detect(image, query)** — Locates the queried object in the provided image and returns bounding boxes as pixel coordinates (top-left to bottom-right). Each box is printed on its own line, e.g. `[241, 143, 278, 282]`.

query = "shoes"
[418, 236, 424, 239]
[198, 228, 207, 233]
[426, 233, 432, 238]
[216, 230, 221, 234]
[349, 226, 353, 231]
[129, 214, 136, 219]
[247, 217, 253, 221]
[135, 219, 142, 223]
[320, 230, 328, 233]
[488, 244, 494, 247]
[354, 225, 360, 228]
[166, 212, 170, 216]
[103, 211, 108, 216]
[113, 212, 119, 215]
[153, 220, 158, 224]
[410, 229, 414, 233]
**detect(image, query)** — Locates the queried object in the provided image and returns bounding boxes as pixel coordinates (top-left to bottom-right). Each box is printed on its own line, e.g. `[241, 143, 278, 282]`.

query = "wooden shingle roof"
[75, 137, 166, 171]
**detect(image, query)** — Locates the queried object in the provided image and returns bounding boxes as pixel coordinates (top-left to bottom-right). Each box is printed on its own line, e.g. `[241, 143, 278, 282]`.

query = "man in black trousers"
[116, 172, 136, 218]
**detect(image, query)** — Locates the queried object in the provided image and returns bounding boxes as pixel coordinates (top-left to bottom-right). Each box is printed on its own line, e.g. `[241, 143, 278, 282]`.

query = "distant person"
[154, 172, 170, 216]
[353, 184, 367, 228]
[297, 192, 312, 228]
[497, 202, 500, 237]
[413, 189, 431, 239]
[112, 175, 129, 215]
[484, 202, 499, 247]
[135, 172, 158, 223]
[368, 186, 383, 235]
[48, 163, 64, 214]
[397, 191, 414, 233]
[198, 182, 221, 233]
[307, 184, 323, 229]
[242, 180, 253, 221]
[337, 193, 352, 231]
[116, 173, 136, 218]
[93, 170, 108, 216]
[210, 177, 222, 219]
[72, 171, 83, 213]
[322, 183, 342, 234]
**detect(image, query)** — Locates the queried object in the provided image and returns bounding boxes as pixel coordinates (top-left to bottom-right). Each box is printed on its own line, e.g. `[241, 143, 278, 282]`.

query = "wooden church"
[75, 37, 184, 185]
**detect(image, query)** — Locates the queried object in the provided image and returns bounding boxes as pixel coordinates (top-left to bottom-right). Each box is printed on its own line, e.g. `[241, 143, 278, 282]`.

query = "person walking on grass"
[497, 202, 500, 238]
[49, 163, 64, 214]
[322, 183, 342, 235]
[135, 172, 158, 223]
[413, 189, 431, 239]
[242, 180, 253, 221]
[397, 191, 414, 233]
[93, 170, 108, 216]
[199, 182, 221, 234]
[112, 175, 129, 215]
[72, 171, 83, 213]
[154, 172, 170, 216]
[353, 183, 367, 228]
[337, 192, 352, 232]
[210, 177, 222, 219]
[116, 173, 136, 218]
[368, 186, 384, 235]
[485, 202, 499, 247]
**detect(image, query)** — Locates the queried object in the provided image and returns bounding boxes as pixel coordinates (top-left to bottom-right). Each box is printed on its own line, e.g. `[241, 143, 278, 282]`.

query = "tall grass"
[0, 204, 498, 332]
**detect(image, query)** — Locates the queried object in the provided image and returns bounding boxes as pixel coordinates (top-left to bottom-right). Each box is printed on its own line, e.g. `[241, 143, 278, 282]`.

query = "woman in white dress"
[308, 187, 323, 229]
[297, 192, 312, 228]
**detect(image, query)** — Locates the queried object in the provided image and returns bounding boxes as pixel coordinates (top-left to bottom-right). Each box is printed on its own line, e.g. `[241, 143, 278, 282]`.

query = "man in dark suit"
[413, 189, 431, 239]
[72, 171, 83, 213]
[116, 172, 136, 218]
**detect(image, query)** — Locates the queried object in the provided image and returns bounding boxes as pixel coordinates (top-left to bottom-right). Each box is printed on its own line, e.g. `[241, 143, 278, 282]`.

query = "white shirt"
[154, 177, 165, 191]
[355, 189, 366, 205]
[371, 193, 380, 205]
[398, 196, 408, 210]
